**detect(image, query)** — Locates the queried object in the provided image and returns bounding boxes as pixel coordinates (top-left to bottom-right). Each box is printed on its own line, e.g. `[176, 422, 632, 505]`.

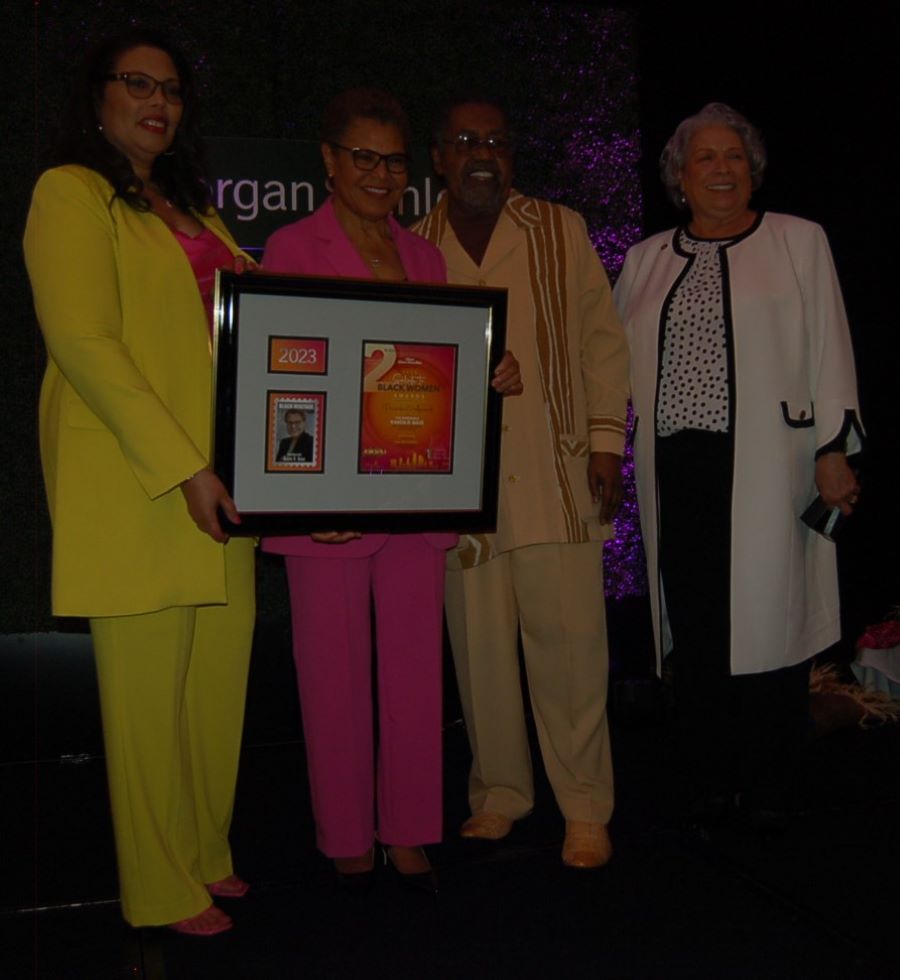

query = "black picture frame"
[212, 270, 507, 535]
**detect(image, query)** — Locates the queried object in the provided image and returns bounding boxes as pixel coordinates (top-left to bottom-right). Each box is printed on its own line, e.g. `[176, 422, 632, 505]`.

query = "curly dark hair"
[321, 88, 412, 151]
[52, 26, 212, 214]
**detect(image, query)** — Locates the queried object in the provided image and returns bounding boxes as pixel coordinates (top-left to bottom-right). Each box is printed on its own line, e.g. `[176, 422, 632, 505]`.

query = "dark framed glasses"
[105, 72, 183, 105]
[330, 143, 409, 174]
[443, 134, 514, 156]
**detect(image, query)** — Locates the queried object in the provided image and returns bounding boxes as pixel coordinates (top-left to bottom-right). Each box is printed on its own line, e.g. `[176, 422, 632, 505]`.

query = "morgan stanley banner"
[207, 137, 444, 255]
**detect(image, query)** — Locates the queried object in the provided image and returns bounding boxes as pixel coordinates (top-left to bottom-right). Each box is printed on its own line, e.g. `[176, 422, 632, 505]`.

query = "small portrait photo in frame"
[266, 391, 325, 473]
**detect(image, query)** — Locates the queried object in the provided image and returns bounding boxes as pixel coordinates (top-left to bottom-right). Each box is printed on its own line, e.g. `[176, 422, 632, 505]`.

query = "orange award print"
[359, 342, 458, 473]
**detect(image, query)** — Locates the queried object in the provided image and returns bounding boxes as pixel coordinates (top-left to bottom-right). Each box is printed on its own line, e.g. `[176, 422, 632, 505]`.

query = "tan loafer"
[562, 820, 612, 868]
[460, 811, 514, 840]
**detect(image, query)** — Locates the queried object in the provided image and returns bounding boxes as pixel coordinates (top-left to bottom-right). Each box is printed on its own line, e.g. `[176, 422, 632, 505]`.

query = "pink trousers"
[284, 536, 446, 857]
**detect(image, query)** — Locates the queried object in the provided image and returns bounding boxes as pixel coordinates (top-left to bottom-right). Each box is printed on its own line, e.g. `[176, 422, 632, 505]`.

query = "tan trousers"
[90, 537, 255, 926]
[445, 541, 614, 824]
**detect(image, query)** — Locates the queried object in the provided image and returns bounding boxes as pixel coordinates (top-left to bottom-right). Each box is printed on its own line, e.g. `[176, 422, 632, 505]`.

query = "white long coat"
[614, 212, 863, 675]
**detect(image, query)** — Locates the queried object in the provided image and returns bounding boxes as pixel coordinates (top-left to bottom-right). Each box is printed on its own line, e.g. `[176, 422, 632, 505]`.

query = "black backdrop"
[634, 4, 899, 657]
[4, 2, 898, 643]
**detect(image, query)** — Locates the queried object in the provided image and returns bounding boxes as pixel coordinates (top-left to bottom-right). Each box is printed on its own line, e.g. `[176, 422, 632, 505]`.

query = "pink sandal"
[168, 905, 233, 936]
[207, 874, 250, 899]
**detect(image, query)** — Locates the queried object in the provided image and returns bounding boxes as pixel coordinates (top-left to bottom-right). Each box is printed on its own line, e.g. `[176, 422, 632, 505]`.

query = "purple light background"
[505, 5, 647, 600]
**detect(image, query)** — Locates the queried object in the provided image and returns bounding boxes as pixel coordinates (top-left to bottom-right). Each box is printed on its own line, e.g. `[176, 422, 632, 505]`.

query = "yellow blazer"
[24, 165, 247, 617]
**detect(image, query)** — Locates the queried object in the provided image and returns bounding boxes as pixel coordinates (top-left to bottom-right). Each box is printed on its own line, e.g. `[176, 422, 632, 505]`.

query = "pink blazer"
[261, 198, 457, 558]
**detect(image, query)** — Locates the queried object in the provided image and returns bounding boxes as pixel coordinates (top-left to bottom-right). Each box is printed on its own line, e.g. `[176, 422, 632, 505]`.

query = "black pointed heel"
[334, 849, 376, 894]
[382, 846, 438, 896]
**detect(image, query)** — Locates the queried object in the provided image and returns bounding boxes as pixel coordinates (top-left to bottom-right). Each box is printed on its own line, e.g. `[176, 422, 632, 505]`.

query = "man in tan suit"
[414, 99, 629, 867]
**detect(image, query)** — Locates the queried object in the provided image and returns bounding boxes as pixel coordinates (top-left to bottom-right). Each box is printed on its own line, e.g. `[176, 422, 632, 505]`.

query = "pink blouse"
[172, 227, 235, 334]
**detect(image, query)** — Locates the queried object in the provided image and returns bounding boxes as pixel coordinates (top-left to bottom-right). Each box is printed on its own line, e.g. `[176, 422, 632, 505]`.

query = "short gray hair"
[659, 102, 766, 209]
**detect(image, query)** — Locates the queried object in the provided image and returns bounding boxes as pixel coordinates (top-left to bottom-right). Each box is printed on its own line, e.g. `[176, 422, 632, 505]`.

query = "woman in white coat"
[614, 103, 863, 826]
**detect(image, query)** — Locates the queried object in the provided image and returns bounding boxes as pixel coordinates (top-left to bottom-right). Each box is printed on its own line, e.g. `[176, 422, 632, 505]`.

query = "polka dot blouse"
[657, 231, 732, 437]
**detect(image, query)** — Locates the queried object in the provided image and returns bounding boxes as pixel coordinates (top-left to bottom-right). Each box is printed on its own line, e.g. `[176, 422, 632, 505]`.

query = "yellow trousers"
[90, 537, 255, 926]
[445, 541, 614, 824]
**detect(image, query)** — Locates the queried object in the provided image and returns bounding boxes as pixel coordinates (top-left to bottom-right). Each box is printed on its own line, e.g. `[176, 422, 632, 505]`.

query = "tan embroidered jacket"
[414, 192, 629, 567]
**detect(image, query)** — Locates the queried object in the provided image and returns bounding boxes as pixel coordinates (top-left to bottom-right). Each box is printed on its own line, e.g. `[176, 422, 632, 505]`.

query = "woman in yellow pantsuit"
[24, 28, 255, 936]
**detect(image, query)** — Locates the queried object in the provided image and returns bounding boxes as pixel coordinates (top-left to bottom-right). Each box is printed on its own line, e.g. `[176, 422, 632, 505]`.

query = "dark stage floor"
[3, 624, 899, 980]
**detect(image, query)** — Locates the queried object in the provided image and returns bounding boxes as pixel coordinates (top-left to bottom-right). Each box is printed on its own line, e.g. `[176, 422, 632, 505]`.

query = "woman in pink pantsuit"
[263, 89, 521, 890]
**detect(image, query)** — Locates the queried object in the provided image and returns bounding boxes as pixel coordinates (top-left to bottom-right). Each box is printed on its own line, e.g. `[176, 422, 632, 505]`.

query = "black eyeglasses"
[330, 143, 409, 174]
[443, 134, 514, 156]
[105, 72, 183, 105]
